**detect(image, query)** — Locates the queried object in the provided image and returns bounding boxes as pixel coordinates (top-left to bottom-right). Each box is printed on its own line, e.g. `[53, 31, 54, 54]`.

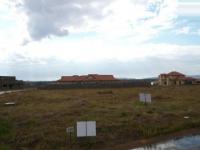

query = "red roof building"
[167, 71, 185, 76]
[58, 74, 117, 83]
[158, 71, 197, 86]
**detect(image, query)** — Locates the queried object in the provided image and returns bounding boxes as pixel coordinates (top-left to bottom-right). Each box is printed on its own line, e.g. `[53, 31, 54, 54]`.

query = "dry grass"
[1, 86, 200, 149]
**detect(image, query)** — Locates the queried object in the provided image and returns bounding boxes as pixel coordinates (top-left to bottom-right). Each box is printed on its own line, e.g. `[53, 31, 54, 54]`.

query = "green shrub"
[0, 119, 11, 139]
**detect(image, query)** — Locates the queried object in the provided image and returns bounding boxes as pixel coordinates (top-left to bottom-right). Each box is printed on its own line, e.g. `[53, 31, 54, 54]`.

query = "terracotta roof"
[58, 74, 117, 82]
[167, 71, 185, 76]
[183, 77, 196, 81]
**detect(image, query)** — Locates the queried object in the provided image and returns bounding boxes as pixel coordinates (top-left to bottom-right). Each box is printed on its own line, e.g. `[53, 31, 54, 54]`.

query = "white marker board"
[77, 121, 87, 137]
[86, 121, 96, 136]
[139, 93, 145, 102]
[66, 127, 74, 133]
[146, 94, 151, 103]
[77, 121, 96, 137]
[139, 93, 152, 103]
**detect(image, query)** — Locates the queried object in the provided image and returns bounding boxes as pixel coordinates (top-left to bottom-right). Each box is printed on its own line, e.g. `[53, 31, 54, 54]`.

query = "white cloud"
[7, 0, 178, 43]
[177, 2, 200, 16]
[14, 0, 113, 40]
[197, 29, 200, 35]
[1, 0, 200, 80]
[0, 0, 30, 47]
[1, 41, 200, 80]
[81, 0, 178, 43]
[1, 31, 200, 80]
[175, 26, 190, 34]
[175, 27, 200, 36]
[1, 35, 200, 63]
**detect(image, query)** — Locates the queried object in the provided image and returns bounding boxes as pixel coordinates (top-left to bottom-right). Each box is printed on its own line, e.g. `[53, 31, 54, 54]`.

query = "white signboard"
[139, 93, 152, 104]
[66, 127, 74, 133]
[77, 121, 96, 137]
[146, 94, 151, 103]
[77, 121, 87, 137]
[87, 121, 96, 137]
[139, 93, 145, 102]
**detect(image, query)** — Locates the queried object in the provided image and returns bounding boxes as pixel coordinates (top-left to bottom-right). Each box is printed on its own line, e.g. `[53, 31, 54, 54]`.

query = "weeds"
[0, 86, 200, 149]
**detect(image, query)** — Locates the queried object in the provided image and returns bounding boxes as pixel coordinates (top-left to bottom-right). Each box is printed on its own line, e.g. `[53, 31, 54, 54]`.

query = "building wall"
[43, 79, 150, 89]
[0, 76, 23, 90]
[158, 75, 185, 86]
[158, 75, 167, 86]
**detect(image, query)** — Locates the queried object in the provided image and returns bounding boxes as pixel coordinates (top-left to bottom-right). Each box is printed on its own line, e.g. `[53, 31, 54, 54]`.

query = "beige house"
[158, 71, 196, 86]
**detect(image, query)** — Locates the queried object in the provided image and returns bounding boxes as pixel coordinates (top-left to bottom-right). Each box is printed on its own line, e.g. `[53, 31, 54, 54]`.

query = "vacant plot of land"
[0, 86, 200, 149]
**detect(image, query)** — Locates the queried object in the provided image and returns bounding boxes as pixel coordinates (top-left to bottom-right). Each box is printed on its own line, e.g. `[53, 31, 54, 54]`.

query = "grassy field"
[1, 86, 200, 149]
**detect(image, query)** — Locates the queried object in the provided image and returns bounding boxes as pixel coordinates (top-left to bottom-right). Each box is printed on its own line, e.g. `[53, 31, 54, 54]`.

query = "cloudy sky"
[0, 0, 200, 80]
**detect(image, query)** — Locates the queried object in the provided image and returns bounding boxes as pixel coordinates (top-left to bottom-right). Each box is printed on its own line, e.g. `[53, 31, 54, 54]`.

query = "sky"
[0, 0, 200, 81]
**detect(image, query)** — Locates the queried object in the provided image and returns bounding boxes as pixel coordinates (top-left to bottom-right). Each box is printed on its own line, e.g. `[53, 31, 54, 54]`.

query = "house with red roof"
[158, 71, 197, 86]
[58, 74, 117, 84]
